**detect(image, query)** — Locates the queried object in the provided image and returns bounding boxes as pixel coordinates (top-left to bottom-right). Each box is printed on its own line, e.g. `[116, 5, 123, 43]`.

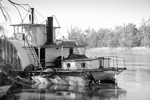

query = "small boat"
[0, 85, 11, 99]
[0, 7, 127, 85]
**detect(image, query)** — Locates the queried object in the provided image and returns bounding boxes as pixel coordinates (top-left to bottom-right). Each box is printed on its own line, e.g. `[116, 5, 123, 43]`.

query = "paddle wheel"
[0, 38, 22, 70]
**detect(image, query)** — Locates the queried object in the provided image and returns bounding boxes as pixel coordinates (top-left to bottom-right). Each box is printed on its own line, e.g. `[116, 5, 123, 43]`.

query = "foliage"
[0, 24, 4, 36]
[67, 25, 87, 45]
[67, 22, 150, 48]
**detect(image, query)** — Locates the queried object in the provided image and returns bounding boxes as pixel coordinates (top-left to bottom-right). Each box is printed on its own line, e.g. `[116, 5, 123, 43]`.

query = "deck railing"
[102, 56, 126, 69]
[60, 56, 126, 70]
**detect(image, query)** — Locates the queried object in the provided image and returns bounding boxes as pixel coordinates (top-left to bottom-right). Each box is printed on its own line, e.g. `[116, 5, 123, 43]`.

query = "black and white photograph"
[0, 0, 150, 100]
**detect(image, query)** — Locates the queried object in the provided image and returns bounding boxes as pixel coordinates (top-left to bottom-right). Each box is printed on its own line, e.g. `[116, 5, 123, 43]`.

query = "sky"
[0, 0, 150, 37]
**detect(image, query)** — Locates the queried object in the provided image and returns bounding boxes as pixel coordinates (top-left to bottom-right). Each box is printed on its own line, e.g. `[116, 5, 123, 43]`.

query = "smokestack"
[45, 17, 54, 45]
[31, 8, 34, 24]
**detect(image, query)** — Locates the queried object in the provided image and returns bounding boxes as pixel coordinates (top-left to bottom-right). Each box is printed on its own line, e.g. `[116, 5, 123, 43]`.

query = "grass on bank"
[88, 47, 150, 53]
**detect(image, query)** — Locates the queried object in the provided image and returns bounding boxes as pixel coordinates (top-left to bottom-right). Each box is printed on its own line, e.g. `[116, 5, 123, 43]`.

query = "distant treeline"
[67, 22, 150, 48]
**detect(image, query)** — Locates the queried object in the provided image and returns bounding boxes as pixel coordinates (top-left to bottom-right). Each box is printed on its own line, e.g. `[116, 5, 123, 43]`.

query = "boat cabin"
[8, 16, 112, 70]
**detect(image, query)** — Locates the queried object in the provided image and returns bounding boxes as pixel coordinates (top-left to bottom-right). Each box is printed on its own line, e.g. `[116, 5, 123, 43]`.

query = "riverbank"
[87, 47, 150, 53]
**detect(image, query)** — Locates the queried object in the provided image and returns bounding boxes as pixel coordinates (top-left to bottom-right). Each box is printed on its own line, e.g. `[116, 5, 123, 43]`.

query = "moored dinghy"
[0, 85, 11, 99]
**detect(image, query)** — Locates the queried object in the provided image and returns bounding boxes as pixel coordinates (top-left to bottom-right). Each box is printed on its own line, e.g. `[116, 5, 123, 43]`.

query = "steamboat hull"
[47, 67, 126, 81]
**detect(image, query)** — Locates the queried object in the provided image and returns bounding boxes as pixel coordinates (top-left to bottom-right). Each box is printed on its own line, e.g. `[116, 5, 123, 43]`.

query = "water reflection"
[86, 50, 150, 100]
[117, 68, 150, 100]
[4, 84, 126, 100]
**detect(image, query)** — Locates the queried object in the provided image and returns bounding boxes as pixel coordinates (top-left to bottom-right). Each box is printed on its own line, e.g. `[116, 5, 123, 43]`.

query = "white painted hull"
[31, 68, 126, 88]
[31, 75, 90, 88]
[45, 68, 125, 81]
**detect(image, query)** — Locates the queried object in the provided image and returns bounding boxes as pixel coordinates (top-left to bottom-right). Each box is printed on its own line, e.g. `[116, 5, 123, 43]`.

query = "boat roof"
[10, 24, 46, 27]
[40, 44, 87, 48]
[40, 40, 88, 48]
[10, 24, 60, 28]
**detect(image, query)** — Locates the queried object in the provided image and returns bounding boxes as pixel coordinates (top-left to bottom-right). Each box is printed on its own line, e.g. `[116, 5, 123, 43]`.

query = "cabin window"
[81, 63, 85, 68]
[67, 63, 71, 68]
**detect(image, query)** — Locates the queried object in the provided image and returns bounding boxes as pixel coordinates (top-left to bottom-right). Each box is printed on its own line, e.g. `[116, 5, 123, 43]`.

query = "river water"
[2, 50, 150, 100]
[87, 50, 150, 100]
